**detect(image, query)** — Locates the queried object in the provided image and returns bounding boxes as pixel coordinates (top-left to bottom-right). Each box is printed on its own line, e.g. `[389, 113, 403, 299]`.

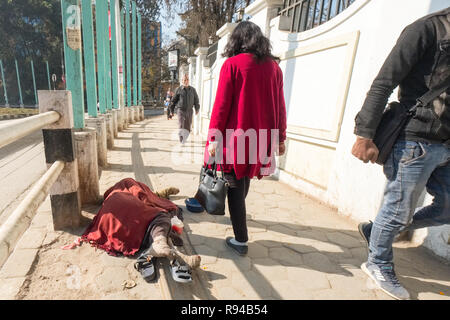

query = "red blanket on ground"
[80, 178, 178, 256]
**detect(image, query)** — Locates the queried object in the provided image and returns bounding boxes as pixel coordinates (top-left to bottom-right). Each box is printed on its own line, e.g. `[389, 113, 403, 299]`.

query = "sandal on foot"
[170, 260, 192, 283]
[134, 255, 156, 282]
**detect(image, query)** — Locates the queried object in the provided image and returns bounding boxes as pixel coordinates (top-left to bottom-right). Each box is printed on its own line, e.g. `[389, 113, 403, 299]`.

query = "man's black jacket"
[169, 85, 200, 114]
[354, 7, 450, 144]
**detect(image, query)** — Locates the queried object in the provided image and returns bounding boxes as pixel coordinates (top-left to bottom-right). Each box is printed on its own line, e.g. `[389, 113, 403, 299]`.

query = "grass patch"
[0, 107, 39, 115]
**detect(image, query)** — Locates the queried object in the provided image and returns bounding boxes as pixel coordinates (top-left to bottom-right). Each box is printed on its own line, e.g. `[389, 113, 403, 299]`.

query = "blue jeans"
[368, 140, 450, 266]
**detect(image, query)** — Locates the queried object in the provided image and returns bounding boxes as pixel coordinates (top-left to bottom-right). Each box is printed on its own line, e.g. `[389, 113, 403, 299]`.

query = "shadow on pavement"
[106, 163, 200, 177]
[67, 116, 449, 300]
[182, 213, 450, 300]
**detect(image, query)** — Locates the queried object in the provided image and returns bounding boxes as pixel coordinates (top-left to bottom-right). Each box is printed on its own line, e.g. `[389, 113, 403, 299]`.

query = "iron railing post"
[15, 59, 24, 107]
[81, 0, 98, 117]
[60, 0, 85, 129]
[0, 59, 8, 106]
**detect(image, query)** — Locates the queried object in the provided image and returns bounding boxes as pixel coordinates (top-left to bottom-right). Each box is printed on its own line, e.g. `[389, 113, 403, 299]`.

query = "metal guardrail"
[0, 111, 60, 148]
[0, 110, 63, 267]
[0, 161, 65, 266]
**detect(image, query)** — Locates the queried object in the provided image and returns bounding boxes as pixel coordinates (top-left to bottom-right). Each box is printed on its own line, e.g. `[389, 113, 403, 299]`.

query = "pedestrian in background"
[205, 21, 287, 256]
[169, 74, 200, 143]
[165, 90, 173, 120]
[352, 7, 450, 300]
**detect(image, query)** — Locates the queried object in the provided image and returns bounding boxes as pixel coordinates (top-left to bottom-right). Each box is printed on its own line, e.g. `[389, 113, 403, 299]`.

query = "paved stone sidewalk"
[139, 116, 450, 300]
[1, 114, 449, 300]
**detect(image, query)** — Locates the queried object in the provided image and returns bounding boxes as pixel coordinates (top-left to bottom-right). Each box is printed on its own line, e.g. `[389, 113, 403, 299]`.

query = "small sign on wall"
[168, 50, 179, 71]
[65, 3, 81, 51]
[67, 28, 82, 51]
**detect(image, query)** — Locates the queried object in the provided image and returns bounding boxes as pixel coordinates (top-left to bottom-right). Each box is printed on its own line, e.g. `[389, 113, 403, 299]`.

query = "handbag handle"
[204, 162, 225, 179]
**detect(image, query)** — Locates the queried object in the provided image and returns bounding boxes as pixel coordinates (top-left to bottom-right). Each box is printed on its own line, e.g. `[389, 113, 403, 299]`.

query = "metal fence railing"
[0, 108, 62, 268]
[204, 41, 219, 68]
[0, 111, 60, 148]
[279, 0, 356, 33]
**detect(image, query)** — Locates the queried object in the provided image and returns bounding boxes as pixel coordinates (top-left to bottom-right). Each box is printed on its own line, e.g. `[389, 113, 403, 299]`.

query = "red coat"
[204, 53, 287, 180]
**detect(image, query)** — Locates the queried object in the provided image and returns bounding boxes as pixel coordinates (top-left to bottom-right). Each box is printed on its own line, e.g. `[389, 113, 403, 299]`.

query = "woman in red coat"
[205, 21, 287, 256]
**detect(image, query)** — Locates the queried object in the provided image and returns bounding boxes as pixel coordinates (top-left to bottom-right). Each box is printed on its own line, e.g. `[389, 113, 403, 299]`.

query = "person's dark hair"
[222, 21, 279, 63]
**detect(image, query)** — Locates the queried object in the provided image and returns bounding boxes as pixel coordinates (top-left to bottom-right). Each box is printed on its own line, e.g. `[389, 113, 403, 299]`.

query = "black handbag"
[194, 163, 229, 215]
[373, 77, 450, 165]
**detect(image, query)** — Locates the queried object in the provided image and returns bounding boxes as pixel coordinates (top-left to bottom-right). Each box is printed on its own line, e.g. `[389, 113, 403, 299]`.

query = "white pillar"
[245, 0, 284, 37]
[216, 23, 238, 63]
[74, 127, 100, 205]
[85, 115, 108, 167]
[188, 56, 196, 84]
[193, 47, 208, 135]
[188, 56, 197, 133]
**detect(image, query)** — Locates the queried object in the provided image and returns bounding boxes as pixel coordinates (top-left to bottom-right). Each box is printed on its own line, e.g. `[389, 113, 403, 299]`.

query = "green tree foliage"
[0, 0, 64, 106]
[0, 0, 165, 105]
[135, 0, 160, 21]
[164, 0, 252, 52]
[136, 0, 164, 100]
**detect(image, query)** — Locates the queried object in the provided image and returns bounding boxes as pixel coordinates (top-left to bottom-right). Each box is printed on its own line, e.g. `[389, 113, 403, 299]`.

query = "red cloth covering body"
[81, 178, 178, 256]
[204, 53, 287, 180]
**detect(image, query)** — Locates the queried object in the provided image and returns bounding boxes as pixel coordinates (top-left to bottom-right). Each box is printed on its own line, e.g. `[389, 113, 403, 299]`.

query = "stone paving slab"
[140, 115, 450, 300]
[0, 249, 38, 279]
[1, 114, 449, 300]
[0, 277, 27, 299]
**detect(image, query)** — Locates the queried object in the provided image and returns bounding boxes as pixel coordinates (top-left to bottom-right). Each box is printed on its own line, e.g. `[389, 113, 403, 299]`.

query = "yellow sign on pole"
[67, 28, 82, 51]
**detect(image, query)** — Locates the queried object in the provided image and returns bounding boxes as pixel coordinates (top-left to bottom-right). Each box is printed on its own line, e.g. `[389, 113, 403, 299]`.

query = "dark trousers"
[140, 213, 171, 251]
[225, 171, 251, 243]
[177, 108, 193, 143]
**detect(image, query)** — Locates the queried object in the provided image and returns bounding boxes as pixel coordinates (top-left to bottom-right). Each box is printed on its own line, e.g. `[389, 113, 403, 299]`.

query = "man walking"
[169, 74, 200, 143]
[352, 7, 450, 300]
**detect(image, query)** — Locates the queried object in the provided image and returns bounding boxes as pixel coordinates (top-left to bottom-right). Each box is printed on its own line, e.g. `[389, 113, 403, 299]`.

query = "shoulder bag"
[373, 77, 450, 165]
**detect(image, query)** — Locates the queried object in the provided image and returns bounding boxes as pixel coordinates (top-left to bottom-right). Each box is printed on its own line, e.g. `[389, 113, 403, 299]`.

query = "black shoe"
[225, 237, 248, 256]
[358, 221, 372, 250]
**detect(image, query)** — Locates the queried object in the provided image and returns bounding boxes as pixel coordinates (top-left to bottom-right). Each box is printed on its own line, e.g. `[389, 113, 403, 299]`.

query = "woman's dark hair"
[222, 21, 279, 62]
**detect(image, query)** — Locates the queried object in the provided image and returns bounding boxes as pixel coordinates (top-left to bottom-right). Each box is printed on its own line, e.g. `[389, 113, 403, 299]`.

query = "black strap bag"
[194, 163, 229, 215]
[373, 77, 450, 165]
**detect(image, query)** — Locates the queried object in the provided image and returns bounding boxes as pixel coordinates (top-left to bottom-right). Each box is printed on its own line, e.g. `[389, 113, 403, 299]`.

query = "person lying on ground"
[63, 178, 200, 282]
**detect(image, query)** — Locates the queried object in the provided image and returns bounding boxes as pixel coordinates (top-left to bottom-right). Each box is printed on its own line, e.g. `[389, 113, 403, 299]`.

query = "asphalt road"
[0, 119, 46, 225]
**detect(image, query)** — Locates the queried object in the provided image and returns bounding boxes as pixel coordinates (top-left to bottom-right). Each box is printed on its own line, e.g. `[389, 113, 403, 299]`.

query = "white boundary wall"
[189, 0, 450, 261]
